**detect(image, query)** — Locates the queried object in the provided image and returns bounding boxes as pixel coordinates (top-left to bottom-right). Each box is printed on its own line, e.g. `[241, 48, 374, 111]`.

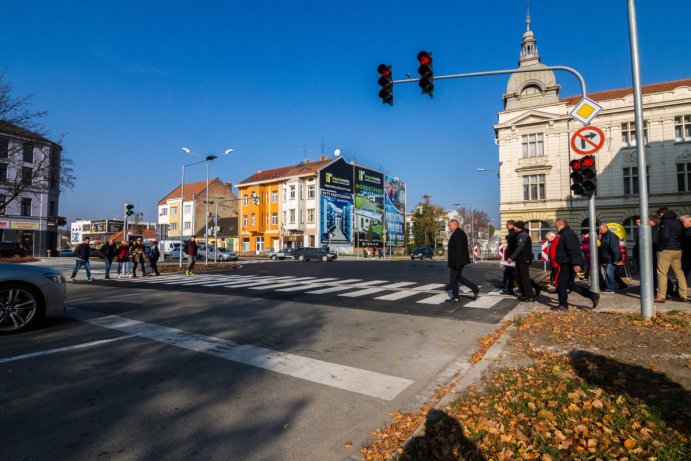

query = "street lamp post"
[182, 147, 234, 265]
[179, 159, 206, 267]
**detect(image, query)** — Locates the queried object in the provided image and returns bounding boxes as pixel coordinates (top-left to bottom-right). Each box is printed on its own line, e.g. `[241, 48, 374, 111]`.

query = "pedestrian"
[679, 215, 691, 282]
[185, 236, 198, 276]
[502, 220, 517, 295]
[546, 231, 560, 288]
[598, 223, 624, 293]
[446, 218, 479, 302]
[378, 246, 383, 259]
[149, 239, 161, 276]
[70, 236, 94, 282]
[506, 221, 541, 301]
[553, 218, 600, 310]
[115, 240, 130, 278]
[100, 238, 117, 279]
[130, 237, 147, 277]
[655, 207, 687, 303]
[579, 231, 591, 280]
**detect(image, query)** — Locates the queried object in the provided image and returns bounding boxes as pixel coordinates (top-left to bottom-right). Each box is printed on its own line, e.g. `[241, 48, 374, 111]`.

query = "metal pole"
[179, 166, 184, 267]
[471, 208, 475, 262]
[124, 202, 128, 245]
[588, 196, 600, 293]
[628, 0, 654, 318]
[205, 161, 209, 265]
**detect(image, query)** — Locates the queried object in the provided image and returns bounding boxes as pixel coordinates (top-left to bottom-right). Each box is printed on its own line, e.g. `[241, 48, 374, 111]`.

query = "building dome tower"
[503, 7, 560, 110]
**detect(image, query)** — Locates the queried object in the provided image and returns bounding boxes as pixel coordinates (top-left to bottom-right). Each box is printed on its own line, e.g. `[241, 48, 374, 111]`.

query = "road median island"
[361, 310, 690, 460]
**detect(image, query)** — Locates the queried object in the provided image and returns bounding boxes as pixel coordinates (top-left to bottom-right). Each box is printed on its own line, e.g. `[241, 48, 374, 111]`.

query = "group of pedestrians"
[70, 236, 162, 281]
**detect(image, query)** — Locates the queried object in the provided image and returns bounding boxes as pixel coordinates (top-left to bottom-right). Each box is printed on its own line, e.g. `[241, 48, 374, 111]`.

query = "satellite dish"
[334, 149, 341, 157]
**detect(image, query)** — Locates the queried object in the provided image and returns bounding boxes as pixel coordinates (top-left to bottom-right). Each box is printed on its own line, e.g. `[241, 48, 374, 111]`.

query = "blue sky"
[3, 0, 690, 226]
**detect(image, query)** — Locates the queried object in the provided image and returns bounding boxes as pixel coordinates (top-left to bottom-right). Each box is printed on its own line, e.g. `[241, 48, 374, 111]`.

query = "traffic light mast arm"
[392, 65, 588, 100]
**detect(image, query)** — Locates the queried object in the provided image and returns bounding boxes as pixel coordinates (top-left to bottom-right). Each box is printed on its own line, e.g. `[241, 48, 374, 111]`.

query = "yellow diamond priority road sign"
[570, 97, 602, 125]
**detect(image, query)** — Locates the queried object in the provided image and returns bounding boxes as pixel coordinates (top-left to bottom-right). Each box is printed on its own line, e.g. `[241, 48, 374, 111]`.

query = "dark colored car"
[89, 247, 102, 258]
[0, 242, 27, 258]
[59, 248, 75, 257]
[292, 247, 337, 262]
[410, 247, 434, 260]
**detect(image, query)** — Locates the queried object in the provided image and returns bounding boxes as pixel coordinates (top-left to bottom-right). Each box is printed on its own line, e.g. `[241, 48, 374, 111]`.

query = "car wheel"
[298, 255, 305, 262]
[410, 256, 414, 260]
[0, 282, 45, 335]
[271, 255, 277, 260]
[321, 255, 328, 262]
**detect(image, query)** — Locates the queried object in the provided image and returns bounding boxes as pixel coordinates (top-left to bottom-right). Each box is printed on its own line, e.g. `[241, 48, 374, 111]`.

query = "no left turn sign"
[570, 126, 605, 155]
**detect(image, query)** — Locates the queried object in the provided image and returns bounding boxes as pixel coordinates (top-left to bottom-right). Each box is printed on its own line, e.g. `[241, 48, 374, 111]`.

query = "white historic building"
[495, 18, 691, 244]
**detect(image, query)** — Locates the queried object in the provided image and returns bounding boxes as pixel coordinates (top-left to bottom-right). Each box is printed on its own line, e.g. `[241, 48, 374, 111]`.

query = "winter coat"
[74, 243, 91, 261]
[447, 228, 470, 268]
[505, 229, 518, 261]
[186, 240, 198, 257]
[509, 229, 533, 263]
[130, 243, 146, 263]
[658, 211, 683, 251]
[548, 236, 560, 269]
[555, 226, 585, 267]
[683, 227, 691, 262]
[598, 230, 622, 264]
[149, 246, 160, 262]
[116, 245, 129, 262]
[100, 243, 116, 261]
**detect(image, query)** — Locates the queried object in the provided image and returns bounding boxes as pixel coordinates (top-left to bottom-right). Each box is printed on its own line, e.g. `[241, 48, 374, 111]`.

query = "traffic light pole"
[394, 64, 600, 293]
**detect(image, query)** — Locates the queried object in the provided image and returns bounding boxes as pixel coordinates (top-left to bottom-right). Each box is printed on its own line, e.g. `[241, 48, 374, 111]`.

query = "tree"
[453, 206, 492, 240]
[411, 195, 447, 248]
[0, 71, 75, 215]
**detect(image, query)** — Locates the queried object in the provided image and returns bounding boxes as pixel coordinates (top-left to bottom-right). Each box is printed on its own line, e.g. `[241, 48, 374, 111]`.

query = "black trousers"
[132, 259, 146, 277]
[449, 265, 479, 298]
[502, 266, 515, 293]
[150, 259, 160, 276]
[514, 261, 534, 299]
[555, 263, 594, 307]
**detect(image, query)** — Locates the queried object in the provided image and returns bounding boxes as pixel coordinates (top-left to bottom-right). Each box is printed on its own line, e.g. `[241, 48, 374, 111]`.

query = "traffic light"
[417, 51, 434, 98]
[377, 64, 393, 106]
[581, 155, 597, 195]
[125, 203, 134, 216]
[570, 156, 597, 196]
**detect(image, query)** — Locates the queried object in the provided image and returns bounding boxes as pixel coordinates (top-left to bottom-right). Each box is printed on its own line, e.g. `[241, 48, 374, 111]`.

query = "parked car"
[169, 248, 187, 260]
[203, 247, 238, 262]
[159, 240, 181, 258]
[0, 242, 27, 258]
[266, 248, 276, 259]
[0, 262, 66, 334]
[89, 247, 102, 258]
[292, 247, 337, 262]
[411, 247, 434, 260]
[271, 247, 295, 260]
[58, 248, 74, 257]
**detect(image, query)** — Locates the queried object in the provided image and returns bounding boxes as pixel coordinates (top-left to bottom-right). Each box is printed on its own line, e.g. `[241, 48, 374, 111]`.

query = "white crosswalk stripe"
[112, 273, 507, 308]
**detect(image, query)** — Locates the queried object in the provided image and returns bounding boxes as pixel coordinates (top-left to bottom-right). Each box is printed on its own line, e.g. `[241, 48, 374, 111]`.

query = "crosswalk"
[112, 273, 513, 309]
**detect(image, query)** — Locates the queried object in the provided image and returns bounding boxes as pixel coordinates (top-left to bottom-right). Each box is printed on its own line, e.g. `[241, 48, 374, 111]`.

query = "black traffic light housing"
[125, 203, 134, 216]
[377, 64, 393, 106]
[417, 51, 434, 98]
[570, 156, 597, 196]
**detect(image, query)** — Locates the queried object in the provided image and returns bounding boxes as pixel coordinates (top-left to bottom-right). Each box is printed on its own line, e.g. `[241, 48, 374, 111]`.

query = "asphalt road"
[1, 258, 519, 461]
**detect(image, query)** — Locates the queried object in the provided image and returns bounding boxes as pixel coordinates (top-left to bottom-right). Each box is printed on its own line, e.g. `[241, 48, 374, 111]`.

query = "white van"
[159, 240, 181, 258]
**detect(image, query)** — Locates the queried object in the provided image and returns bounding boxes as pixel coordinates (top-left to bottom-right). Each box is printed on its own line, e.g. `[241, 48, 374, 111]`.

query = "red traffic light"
[377, 64, 391, 77]
[570, 159, 583, 170]
[417, 51, 432, 66]
[582, 156, 595, 168]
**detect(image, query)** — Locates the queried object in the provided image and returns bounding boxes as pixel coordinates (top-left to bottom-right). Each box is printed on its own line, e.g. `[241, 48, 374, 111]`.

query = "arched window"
[527, 220, 550, 241]
[520, 84, 542, 97]
[622, 216, 640, 243]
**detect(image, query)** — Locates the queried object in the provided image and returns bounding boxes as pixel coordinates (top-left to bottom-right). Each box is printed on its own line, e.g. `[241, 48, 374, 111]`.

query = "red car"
[0, 242, 27, 258]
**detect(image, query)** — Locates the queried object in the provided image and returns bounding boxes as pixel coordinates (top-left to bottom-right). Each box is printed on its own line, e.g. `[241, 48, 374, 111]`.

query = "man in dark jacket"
[554, 218, 599, 310]
[598, 223, 623, 293]
[680, 214, 691, 281]
[70, 236, 94, 282]
[446, 219, 479, 302]
[149, 239, 161, 276]
[655, 207, 687, 302]
[506, 221, 540, 301]
[185, 236, 199, 276]
[99, 238, 117, 279]
[502, 220, 517, 295]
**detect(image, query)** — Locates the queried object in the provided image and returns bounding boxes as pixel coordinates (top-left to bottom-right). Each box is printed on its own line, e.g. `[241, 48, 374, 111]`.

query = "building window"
[523, 174, 545, 200]
[23, 143, 33, 163]
[184, 204, 191, 214]
[300, 185, 304, 200]
[20, 198, 32, 216]
[674, 115, 691, 142]
[289, 185, 296, 199]
[307, 208, 315, 223]
[22, 167, 33, 184]
[624, 166, 650, 195]
[242, 238, 250, 252]
[243, 215, 248, 227]
[307, 185, 315, 199]
[243, 194, 248, 206]
[160, 208, 168, 216]
[183, 221, 191, 230]
[0, 137, 8, 158]
[677, 162, 691, 192]
[0, 163, 6, 182]
[622, 216, 639, 243]
[521, 133, 544, 158]
[271, 212, 278, 225]
[265, 215, 269, 225]
[251, 213, 256, 225]
[527, 220, 549, 242]
[49, 200, 56, 217]
[171, 206, 178, 215]
[621, 121, 648, 147]
[255, 237, 264, 252]
[271, 191, 278, 203]
[0, 195, 5, 215]
[289, 209, 296, 224]
[170, 222, 178, 230]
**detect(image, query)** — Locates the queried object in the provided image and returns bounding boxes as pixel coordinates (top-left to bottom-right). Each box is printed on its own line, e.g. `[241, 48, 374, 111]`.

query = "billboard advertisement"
[319, 158, 354, 254]
[354, 166, 384, 248]
[384, 175, 406, 248]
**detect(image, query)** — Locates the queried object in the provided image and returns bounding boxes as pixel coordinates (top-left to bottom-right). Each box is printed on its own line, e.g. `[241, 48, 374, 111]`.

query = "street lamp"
[182, 147, 234, 265]
[179, 158, 206, 267]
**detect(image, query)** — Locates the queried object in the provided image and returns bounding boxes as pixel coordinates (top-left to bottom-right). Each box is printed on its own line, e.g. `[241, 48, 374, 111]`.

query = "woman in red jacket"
[546, 232, 560, 287]
[115, 241, 131, 278]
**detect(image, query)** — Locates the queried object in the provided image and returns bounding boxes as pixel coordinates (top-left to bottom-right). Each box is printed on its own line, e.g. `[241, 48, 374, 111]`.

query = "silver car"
[0, 262, 66, 334]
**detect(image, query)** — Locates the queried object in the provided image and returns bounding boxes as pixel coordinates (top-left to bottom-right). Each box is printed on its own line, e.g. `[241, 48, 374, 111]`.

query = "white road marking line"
[416, 293, 453, 305]
[411, 283, 447, 291]
[465, 296, 503, 309]
[305, 286, 358, 294]
[248, 277, 319, 290]
[65, 308, 412, 401]
[198, 276, 291, 287]
[339, 287, 390, 298]
[331, 279, 363, 284]
[375, 290, 421, 301]
[221, 277, 301, 288]
[275, 283, 332, 292]
[0, 335, 135, 365]
[378, 282, 418, 289]
[350, 280, 389, 286]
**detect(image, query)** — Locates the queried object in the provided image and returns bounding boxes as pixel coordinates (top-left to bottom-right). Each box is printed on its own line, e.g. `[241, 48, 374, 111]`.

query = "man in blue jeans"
[71, 236, 94, 282]
[598, 223, 622, 293]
